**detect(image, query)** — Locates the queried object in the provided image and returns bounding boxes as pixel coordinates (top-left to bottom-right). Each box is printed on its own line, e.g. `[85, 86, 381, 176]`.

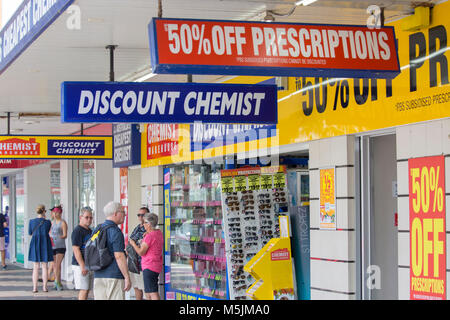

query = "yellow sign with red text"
[320, 167, 336, 230]
[141, 1, 450, 168]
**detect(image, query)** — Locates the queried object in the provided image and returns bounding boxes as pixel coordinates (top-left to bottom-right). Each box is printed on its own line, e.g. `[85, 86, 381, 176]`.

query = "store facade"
[138, 1, 450, 300]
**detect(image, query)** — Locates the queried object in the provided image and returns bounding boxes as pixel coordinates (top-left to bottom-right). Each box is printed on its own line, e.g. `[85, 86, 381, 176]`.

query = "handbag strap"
[32, 219, 45, 236]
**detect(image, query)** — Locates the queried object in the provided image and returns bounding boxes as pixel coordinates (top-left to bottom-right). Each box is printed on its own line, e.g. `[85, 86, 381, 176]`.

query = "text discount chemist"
[78, 90, 267, 117]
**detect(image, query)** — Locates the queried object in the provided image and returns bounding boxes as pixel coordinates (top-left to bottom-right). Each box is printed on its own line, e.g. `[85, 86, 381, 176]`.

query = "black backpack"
[84, 223, 115, 271]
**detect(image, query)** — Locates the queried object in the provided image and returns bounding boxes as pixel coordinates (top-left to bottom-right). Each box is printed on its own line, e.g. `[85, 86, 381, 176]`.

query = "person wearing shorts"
[129, 212, 163, 300]
[49, 205, 67, 291]
[71, 207, 94, 300]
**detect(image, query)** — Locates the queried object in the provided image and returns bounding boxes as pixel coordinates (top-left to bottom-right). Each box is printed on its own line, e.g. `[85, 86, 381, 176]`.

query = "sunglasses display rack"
[220, 166, 290, 300]
[166, 164, 228, 300]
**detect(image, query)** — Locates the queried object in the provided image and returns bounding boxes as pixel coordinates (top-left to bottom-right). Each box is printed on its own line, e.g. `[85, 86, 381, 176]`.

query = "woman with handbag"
[28, 204, 54, 293]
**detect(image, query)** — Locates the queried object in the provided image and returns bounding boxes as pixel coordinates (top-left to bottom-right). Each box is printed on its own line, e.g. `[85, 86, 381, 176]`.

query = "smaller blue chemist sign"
[61, 81, 278, 124]
[47, 139, 105, 156]
[112, 123, 141, 168]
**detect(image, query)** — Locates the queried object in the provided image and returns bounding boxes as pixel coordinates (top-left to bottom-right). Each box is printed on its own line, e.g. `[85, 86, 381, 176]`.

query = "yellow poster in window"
[320, 167, 336, 230]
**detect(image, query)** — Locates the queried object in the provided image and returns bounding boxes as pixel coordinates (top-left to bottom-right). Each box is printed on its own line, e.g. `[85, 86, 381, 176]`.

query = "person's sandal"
[43, 287, 48, 292]
[32, 289, 38, 293]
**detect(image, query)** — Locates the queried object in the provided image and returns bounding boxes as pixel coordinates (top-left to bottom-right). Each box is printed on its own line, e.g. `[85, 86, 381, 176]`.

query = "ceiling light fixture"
[295, 0, 318, 6]
[134, 72, 157, 82]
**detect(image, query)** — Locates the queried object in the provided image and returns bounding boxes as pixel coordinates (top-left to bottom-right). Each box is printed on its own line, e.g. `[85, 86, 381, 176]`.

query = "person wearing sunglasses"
[127, 207, 149, 300]
[71, 206, 94, 300]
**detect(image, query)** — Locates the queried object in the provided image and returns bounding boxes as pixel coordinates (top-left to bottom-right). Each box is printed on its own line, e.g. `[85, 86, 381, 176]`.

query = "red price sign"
[409, 156, 446, 300]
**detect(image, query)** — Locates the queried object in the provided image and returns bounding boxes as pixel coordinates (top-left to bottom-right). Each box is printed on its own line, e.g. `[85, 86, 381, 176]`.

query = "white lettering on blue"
[76, 89, 266, 118]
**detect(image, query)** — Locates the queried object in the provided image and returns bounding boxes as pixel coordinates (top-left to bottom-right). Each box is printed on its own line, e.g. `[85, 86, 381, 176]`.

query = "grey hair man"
[71, 206, 94, 300]
[93, 201, 131, 300]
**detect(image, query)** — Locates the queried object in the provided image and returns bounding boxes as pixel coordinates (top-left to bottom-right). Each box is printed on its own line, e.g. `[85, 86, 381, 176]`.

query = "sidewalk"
[0, 263, 84, 300]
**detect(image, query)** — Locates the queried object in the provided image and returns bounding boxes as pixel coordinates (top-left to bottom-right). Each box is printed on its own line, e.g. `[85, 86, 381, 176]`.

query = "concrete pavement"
[0, 263, 86, 300]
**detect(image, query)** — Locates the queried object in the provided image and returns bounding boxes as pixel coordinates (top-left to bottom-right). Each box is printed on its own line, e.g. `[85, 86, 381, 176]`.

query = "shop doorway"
[359, 134, 398, 300]
[286, 169, 310, 300]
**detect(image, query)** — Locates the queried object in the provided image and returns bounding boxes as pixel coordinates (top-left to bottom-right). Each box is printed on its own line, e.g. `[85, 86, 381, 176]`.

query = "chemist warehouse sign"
[0, 135, 112, 160]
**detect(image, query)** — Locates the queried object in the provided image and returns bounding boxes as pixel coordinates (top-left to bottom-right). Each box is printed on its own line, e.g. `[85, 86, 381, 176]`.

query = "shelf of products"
[167, 164, 227, 300]
[221, 166, 290, 300]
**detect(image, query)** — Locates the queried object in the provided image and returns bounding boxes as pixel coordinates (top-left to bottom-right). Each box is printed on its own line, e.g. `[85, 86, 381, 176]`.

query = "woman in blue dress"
[28, 204, 53, 293]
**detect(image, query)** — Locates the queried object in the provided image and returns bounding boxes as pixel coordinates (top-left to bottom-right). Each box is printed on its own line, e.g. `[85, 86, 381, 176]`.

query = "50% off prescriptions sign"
[148, 18, 400, 79]
[409, 156, 446, 300]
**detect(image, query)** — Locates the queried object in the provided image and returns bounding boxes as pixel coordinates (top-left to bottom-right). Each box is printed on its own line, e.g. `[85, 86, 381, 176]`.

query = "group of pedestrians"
[26, 201, 163, 300]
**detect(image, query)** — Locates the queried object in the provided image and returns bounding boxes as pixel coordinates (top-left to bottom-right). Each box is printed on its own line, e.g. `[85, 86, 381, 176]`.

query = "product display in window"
[221, 166, 290, 300]
[167, 164, 227, 299]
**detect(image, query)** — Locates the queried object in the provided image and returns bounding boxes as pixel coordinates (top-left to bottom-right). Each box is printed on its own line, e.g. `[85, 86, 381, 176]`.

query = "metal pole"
[106, 45, 118, 82]
[6, 112, 10, 135]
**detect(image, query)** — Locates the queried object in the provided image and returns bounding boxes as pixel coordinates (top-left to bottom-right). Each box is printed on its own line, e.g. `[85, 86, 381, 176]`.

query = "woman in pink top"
[129, 212, 163, 300]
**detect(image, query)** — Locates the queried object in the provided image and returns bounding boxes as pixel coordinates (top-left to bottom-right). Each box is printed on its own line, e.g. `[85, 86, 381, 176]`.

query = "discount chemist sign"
[61, 81, 277, 124]
[409, 156, 446, 300]
[148, 18, 400, 79]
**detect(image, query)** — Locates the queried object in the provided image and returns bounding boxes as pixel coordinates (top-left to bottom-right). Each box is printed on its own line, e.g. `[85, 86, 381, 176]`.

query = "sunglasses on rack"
[257, 193, 270, 199]
[228, 217, 240, 222]
[258, 204, 271, 209]
[234, 285, 247, 291]
[244, 242, 258, 248]
[244, 217, 255, 221]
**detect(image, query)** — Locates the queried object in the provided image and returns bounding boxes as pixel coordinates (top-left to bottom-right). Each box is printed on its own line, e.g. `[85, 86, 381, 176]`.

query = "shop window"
[73, 160, 96, 226]
[15, 172, 25, 264]
[50, 161, 61, 208]
[166, 164, 226, 299]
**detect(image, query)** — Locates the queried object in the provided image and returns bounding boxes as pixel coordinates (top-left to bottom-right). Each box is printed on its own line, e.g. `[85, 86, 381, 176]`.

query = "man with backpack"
[91, 201, 131, 300]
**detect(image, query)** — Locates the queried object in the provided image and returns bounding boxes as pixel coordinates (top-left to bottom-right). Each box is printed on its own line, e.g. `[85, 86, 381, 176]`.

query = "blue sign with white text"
[47, 139, 105, 156]
[190, 123, 277, 151]
[112, 124, 141, 168]
[61, 81, 278, 124]
[0, 0, 75, 75]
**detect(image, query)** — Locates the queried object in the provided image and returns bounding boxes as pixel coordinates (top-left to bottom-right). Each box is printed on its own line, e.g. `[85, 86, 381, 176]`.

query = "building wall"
[95, 160, 114, 225]
[309, 135, 356, 299]
[396, 118, 450, 300]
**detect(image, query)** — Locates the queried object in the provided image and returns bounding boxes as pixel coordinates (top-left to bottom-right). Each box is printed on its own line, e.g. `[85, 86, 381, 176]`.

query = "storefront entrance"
[359, 133, 398, 299]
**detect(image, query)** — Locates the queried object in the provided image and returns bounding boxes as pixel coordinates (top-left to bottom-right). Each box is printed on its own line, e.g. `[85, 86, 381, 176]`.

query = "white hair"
[103, 201, 123, 218]
[143, 212, 158, 228]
